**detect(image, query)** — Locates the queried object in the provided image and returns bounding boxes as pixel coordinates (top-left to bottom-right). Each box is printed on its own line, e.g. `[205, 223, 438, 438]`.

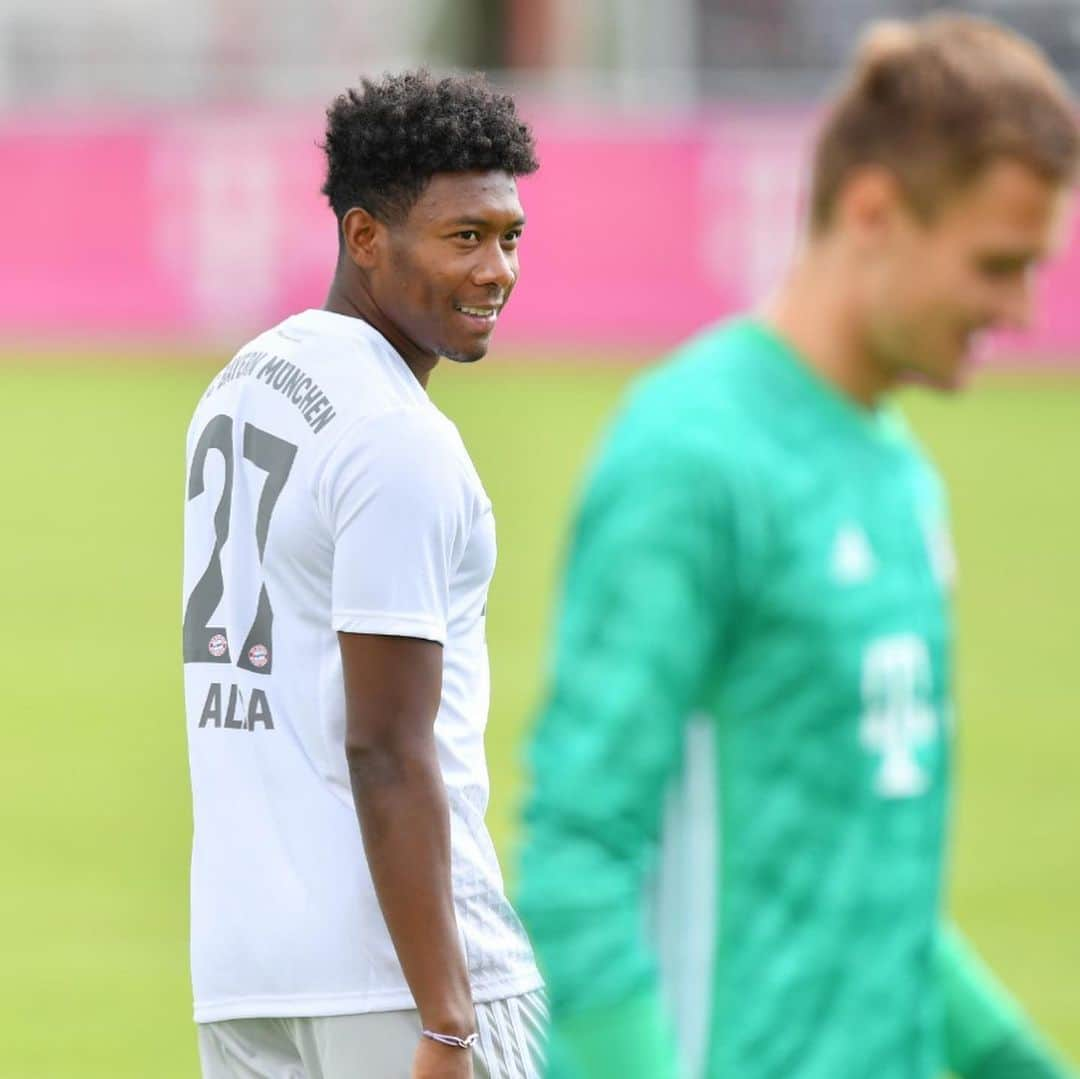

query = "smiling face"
[857, 159, 1072, 390]
[364, 170, 525, 365]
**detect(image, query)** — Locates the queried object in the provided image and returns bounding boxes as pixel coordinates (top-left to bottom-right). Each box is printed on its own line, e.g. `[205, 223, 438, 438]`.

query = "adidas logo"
[831, 524, 876, 585]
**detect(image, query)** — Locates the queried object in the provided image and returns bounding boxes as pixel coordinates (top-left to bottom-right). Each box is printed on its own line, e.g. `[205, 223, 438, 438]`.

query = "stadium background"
[1, 1, 1077, 1075]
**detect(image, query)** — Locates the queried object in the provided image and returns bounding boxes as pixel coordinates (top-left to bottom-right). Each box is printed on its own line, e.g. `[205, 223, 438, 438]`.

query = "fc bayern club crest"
[208, 633, 228, 658]
[248, 644, 269, 669]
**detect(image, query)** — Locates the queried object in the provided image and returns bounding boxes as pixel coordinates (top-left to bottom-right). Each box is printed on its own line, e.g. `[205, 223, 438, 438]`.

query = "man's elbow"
[346, 739, 407, 789]
[345, 723, 436, 789]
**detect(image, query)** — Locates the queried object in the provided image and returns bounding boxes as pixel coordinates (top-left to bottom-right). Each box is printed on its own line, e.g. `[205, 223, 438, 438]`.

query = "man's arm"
[516, 404, 735, 1079]
[940, 924, 1076, 1079]
[320, 409, 483, 1078]
[340, 631, 474, 1078]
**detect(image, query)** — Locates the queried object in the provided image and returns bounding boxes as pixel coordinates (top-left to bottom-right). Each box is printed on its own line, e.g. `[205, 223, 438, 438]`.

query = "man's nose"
[473, 241, 516, 291]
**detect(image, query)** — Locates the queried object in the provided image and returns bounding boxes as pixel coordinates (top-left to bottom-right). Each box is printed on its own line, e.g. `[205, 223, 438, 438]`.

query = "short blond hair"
[809, 13, 1080, 230]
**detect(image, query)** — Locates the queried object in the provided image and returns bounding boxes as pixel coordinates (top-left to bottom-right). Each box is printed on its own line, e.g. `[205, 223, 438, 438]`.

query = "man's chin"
[440, 342, 489, 364]
[896, 364, 968, 393]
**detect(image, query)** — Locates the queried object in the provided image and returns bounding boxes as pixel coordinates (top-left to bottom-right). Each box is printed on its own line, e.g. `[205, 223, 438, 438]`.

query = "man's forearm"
[349, 736, 474, 1034]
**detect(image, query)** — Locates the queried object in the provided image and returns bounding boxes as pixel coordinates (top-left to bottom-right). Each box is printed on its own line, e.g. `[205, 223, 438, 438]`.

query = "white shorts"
[196, 990, 547, 1079]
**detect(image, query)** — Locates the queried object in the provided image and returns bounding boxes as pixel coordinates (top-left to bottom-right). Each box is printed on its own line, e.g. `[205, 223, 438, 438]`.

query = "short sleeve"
[318, 408, 470, 644]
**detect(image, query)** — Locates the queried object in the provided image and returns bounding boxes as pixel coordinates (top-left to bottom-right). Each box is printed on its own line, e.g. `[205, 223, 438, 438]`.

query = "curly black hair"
[321, 69, 538, 225]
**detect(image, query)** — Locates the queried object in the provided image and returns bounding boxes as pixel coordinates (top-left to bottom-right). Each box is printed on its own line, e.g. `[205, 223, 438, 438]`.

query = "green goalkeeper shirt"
[518, 318, 958, 1078]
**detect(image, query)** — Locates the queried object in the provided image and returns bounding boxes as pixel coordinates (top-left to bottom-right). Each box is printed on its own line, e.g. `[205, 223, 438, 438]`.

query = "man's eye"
[457, 230, 480, 242]
[978, 258, 1027, 279]
[503, 229, 523, 244]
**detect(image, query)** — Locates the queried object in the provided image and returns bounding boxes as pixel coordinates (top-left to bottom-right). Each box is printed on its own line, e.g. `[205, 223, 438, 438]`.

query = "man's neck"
[761, 248, 892, 409]
[323, 278, 439, 389]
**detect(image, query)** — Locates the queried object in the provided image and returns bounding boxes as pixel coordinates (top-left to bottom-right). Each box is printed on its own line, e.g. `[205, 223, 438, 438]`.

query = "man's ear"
[835, 165, 909, 250]
[341, 206, 382, 270]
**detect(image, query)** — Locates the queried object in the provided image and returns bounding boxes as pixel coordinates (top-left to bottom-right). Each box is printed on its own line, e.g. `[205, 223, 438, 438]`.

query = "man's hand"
[412, 1036, 475, 1079]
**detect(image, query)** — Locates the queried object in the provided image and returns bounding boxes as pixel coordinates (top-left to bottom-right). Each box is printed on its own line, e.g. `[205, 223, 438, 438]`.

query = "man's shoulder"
[316, 401, 480, 521]
[607, 319, 765, 461]
[332, 400, 461, 460]
[632, 316, 767, 406]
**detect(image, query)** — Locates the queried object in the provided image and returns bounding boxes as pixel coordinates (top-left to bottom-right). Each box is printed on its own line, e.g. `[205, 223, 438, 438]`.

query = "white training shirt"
[182, 309, 541, 1022]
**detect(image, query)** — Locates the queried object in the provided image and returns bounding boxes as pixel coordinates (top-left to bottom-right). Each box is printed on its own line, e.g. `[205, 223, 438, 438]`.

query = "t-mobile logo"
[859, 635, 937, 798]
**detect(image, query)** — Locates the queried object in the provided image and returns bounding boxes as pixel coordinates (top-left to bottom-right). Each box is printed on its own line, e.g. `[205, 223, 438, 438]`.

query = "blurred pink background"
[4, 107, 1078, 360]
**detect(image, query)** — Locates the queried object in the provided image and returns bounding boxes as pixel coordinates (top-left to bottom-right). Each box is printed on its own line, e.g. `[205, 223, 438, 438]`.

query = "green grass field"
[1, 354, 1077, 1077]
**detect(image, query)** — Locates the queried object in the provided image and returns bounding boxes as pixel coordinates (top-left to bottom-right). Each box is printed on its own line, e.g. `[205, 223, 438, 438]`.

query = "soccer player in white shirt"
[182, 71, 544, 1079]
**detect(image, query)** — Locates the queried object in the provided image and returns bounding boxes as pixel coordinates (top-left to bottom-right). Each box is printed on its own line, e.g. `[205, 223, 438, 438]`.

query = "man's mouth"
[454, 302, 501, 326]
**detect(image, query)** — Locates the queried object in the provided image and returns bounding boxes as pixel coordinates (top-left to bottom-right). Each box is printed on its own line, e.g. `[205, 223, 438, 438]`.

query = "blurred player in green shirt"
[517, 14, 1079, 1079]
